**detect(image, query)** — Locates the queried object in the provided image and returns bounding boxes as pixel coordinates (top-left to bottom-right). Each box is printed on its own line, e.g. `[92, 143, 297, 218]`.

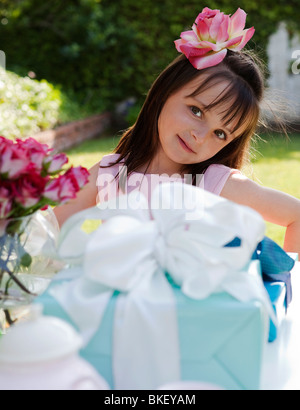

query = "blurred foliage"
[0, 0, 299, 114]
[0, 67, 61, 138]
[0, 67, 99, 138]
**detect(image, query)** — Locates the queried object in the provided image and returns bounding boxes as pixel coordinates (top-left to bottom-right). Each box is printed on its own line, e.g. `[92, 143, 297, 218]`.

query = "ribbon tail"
[113, 266, 181, 390]
[264, 271, 292, 309]
[49, 273, 113, 345]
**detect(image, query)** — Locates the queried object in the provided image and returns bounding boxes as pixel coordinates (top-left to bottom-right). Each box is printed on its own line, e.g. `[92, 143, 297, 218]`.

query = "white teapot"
[0, 306, 109, 390]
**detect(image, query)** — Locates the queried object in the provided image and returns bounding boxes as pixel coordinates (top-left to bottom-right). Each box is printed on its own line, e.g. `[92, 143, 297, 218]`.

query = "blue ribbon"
[225, 236, 295, 308]
[252, 237, 295, 307]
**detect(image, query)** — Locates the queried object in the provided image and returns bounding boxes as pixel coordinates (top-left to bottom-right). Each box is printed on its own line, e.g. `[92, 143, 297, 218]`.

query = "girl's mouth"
[177, 135, 196, 154]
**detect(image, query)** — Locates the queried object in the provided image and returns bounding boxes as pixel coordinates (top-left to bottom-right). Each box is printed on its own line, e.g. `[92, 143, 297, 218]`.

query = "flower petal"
[195, 8, 219, 25]
[195, 40, 220, 52]
[189, 49, 228, 70]
[180, 30, 197, 42]
[209, 11, 225, 41]
[195, 20, 210, 41]
[229, 8, 247, 35]
[223, 35, 244, 49]
[230, 27, 255, 51]
[217, 14, 229, 43]
[179, 44, 213, 58]
[174, 39, 184, 53]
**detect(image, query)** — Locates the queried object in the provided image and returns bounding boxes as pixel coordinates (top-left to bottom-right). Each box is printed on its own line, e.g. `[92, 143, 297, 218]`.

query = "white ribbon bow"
[50, 182, 274, 390]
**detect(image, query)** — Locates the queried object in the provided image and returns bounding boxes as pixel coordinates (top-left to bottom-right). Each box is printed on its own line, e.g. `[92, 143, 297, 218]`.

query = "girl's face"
[155, 77, 245, 175]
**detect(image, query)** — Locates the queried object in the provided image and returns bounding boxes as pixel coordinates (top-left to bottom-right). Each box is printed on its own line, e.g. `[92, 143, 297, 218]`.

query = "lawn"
[247, 133, 300, 246]
[66, 132, 300, 247]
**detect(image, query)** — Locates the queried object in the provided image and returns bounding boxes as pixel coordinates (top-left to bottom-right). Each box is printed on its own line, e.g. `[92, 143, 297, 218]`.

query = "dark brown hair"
[104, 50, 265, 183]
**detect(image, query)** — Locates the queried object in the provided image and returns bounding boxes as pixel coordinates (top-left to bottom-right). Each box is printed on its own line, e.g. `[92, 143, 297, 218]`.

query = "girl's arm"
[221, 173, 300, 256]
[54, 162, 99, 228]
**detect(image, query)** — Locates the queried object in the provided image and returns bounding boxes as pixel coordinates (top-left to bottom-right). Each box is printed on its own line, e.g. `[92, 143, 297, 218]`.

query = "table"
[1, 262, 299, 390]
[261, 261, 300, 390]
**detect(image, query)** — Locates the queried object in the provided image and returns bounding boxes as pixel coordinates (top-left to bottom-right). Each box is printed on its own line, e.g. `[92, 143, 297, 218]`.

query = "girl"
[55, 7, 300, 255]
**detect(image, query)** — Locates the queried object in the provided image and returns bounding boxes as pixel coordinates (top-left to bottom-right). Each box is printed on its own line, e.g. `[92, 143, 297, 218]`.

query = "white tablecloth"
[261, 261, 300, 390]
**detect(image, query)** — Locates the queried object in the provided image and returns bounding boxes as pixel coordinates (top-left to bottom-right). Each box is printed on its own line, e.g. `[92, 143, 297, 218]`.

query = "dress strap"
[204, 164, 241, 196]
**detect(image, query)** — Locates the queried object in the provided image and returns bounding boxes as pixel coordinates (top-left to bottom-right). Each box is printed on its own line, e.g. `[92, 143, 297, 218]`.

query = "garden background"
[0, 0, 300, 246]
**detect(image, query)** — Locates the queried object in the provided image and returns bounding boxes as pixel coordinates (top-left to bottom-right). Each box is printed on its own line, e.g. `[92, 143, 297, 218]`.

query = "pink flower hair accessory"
[175, 7, 255, 70]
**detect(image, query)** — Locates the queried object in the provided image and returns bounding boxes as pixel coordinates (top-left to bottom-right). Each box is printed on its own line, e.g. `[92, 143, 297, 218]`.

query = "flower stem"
[4, 309, 16, 326]
[4, 266, 36, 296]
[0, 228, 35, 303]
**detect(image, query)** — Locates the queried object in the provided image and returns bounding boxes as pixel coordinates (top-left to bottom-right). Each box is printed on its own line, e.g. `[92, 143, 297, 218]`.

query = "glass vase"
[0, 209, 61, 312]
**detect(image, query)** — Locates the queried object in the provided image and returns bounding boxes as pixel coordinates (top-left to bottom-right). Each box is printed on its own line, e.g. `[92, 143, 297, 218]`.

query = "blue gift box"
[35, 235, 297, 389]
[36, 265, 267, 391]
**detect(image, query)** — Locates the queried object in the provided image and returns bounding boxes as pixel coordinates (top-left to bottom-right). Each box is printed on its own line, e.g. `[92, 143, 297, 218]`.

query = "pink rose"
[42, 179, 59, 202]
[44, 152, 68, 174]
[12, 172, 49, 209]
[0, 136, 89, 219]
[44, 177, 76, 204]
[67, 166, 90, 189]
[175, 7, 255, 70]
[0, 137, 31, 179]
[0, 186, 12, 219]
[17, 138, 50, 171]
[44, 166, 89, 204]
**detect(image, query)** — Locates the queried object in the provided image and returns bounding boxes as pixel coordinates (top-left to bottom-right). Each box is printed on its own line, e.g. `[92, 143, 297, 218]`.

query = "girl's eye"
[190, 106, 202, 118]
[215, 130, 227, 141]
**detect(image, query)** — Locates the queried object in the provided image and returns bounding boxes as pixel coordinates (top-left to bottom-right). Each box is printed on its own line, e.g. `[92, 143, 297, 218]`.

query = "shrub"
[0, 68, 61, 138]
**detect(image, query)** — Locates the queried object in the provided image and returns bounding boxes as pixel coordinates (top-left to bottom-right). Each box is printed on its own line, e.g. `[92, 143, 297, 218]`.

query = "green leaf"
[20, 252, 32, 268]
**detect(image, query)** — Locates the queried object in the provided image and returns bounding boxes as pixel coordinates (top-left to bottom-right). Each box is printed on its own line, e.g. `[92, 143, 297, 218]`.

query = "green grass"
[246, 133, 300, 246]
[66, 133, 300, 247]
[65, 133, 120, 169]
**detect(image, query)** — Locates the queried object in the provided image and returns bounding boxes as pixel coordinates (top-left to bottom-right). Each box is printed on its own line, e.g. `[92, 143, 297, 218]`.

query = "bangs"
[188, 71, 259, 137]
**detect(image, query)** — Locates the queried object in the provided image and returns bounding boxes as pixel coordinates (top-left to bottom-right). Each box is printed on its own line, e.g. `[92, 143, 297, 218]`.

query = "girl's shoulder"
[98, 153, 127, 185]
[99, 153, 122, 168]
[204, 164, 241, 196]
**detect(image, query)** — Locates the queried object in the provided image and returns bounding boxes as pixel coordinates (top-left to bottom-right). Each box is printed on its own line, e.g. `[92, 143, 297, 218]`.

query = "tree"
[0, 0, 299, 111]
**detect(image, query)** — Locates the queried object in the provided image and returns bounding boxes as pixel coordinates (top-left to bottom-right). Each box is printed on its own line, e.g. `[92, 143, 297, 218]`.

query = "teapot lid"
[0, 305, 82, 364]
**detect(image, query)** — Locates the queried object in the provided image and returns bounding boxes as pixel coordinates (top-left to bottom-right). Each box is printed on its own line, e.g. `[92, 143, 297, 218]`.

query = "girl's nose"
[191, 127, 209, 143]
